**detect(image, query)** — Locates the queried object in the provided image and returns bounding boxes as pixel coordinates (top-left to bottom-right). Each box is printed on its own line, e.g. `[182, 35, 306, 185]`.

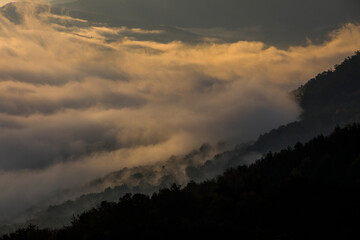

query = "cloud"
[0, 2, 360, 222]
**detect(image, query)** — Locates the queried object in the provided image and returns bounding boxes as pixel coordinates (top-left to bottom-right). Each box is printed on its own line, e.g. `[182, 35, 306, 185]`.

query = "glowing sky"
[0, 0, 16, 6]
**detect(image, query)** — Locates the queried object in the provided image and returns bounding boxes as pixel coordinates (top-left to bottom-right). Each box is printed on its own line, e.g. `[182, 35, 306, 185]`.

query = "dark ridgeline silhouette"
[2, 124, 360, 239]
[249, 51, 360, 153]
[184, 51, 360, 176]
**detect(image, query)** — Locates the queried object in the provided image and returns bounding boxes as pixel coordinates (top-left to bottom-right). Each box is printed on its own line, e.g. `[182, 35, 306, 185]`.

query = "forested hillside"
[250, 51, 360, 152]
[2, 124, 360, 239]
[186, 51, 360, 176]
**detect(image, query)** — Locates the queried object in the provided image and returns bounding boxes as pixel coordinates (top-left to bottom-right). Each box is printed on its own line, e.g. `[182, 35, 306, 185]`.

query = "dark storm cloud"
[61, 0, 360, 46]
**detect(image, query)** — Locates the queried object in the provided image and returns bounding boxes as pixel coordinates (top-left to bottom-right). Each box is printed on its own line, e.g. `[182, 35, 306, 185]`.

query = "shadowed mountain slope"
[251, 51, 360, 153]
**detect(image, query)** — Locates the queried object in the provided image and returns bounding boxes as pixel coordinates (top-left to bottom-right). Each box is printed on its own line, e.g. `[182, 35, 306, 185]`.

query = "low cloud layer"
[0, 2, 360, 222]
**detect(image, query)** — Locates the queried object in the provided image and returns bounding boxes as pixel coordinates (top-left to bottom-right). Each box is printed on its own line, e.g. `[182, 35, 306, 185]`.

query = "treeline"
[2, 124, 360, 239]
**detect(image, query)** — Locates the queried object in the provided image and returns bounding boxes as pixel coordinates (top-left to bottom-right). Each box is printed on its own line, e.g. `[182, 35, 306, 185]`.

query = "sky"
[0, 0, 360, 223]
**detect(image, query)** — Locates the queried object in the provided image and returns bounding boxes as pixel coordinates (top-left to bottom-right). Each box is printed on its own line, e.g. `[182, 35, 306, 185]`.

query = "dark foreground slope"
[2, 124, 360, 239]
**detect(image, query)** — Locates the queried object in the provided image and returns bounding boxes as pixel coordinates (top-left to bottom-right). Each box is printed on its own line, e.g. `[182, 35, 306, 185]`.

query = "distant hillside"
[2, 124, 360, 239]
[186, 51, 360, 178]
[0, 142, 221, 234]
[250, 51, 360, 153]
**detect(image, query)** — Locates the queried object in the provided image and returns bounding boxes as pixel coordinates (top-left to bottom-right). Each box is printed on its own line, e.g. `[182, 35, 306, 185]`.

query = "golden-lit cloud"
[0, 2, 360, 222]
